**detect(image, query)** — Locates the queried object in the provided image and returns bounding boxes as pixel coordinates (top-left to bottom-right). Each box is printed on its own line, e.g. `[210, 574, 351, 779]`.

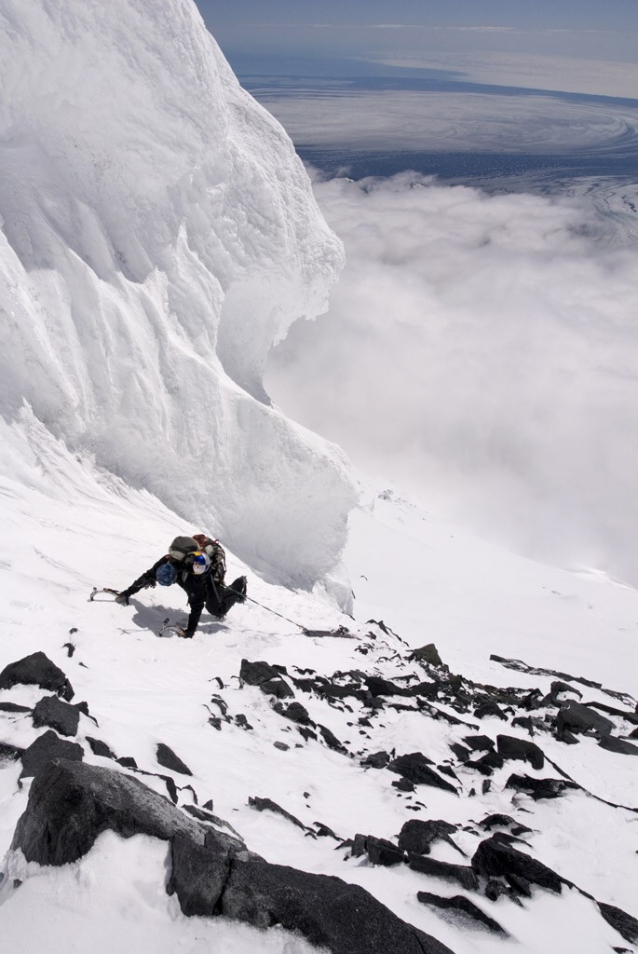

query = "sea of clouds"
[267, 171, 638, 584]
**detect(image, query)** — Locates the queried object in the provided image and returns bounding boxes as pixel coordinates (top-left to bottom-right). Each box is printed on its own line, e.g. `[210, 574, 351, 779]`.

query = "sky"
[197, 0, 638, 97]
[192, 1, 638, 585]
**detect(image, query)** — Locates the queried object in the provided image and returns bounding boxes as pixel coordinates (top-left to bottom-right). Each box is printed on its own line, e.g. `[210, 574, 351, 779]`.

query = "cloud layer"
[267, 172, 638, 583]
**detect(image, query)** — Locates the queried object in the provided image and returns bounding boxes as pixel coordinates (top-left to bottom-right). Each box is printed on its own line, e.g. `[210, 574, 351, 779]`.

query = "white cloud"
[266, 173, 638, 584]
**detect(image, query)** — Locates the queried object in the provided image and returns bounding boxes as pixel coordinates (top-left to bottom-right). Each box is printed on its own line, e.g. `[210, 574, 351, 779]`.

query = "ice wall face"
[0, 0, 356, 589]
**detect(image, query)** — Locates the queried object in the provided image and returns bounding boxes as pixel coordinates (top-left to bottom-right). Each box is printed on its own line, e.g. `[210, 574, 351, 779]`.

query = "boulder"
[220, 856, 454, 954]
[248, 796, 308, 831]
[471, 835, 563, 892]
[398, 819, 459, 855]
[0, 652, 74, 700]
[408, 644, 443, 667]
[556, 701, 613, 736]
[462, 735, 495, 752]
[505, 774, 579, 800]
[360, 751, 391, 769]
[597, 736, 638, 756]
[408, 854, 478, 891]
[388, 753, 458, 794]
[32, 696, 80, 737]
[417, 891, 506, 934]
[240, 659, 280, 686]
[19, 731, 83, 781]
[365, 676, 412, 698]
[474, 701, 507, 721]
[156, 742, 193, 776]
[352, 833, 404, 867]
[12, 759, 204, 865]
[260, 677, 295, 700]
[598, 902, 638, 945]
[86, 737, 117, 759]
[496, 734, 545, 770]
[274, 702, 312, 725]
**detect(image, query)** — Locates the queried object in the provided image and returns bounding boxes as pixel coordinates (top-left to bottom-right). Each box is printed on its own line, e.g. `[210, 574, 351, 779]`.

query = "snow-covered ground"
[0, 415, 636, 954]
[0, 2, 636, 952]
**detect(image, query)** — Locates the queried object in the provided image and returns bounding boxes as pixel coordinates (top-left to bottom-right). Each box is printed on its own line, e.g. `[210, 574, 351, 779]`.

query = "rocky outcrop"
[156, 742, 193, 776]
[0, 652, 74, 700]
[471, 835, 563, 892]
[19, 731, 83, 781]
[32, 696, 80, 737]
[388, 753, 458, 794]
[417, 891, 506, 934]
[11, 758, 454, 954]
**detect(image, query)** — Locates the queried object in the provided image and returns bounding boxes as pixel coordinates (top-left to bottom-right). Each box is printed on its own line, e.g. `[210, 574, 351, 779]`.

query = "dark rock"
[0, 702, 32, 713]
[352, 833, 404, 867]
[86, 737, 116, 759]
[437, 764, 459, 781]
[388, 753, 458, 794]
[32, 695, 80, 737]
[248, 796, 307, 831]
[0, 652, 74, 700]
[116, 756, 138, 769]
[221, 856, 454, 954]
[261, 677, 295, 700]
[474, 701, 507, 721]
[464, 751, 505, 776]
[505, 774, 579, 800]
[598, 736, 638, 756]
[472, 835, 563, 892]
[398, 819, 458, 855]
[497, 734, 545, 770]
[0, 741, 24, 762]
[409, 681, 438, 699]
[417, 890, 506, 934]
[449, 743, 471, 762]
[156, 743, 193, 776]
[408, 644, 443, 667]
[599, 902, 638, 944]
[484, 878, 511, 902]
[313, 823, 340, 840]
[63, 643, 76, 657]
[556, 701, 614, 737]
[505, 873, 533, 897]
[234, 714, 253, 730]
[629, 727, 638, 740]
[275, 702, 312, 725]
[12, 759, 203, 865]
[392, 778, 416, 792]
[298, 726, 317, 742]
[479, 815, 512, 831]
[19, 731, 83, 780]
[462, 735, 495, 752]
[408, 853, 479, 891]
[361, 751, 391, 769]
[168, 832, 232, 916]
[274, 741, 289, 751]
[240, 659, 280, 686]
[318, 725, 346, 753]
[365, 676, 412, 698]
[541, 681, 583, 706]
[208, 716, 222, 731]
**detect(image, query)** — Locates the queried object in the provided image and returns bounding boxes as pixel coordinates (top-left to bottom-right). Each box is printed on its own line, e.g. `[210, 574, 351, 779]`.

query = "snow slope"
[0, 421, 636, 954]
[0, 0, 354, 592]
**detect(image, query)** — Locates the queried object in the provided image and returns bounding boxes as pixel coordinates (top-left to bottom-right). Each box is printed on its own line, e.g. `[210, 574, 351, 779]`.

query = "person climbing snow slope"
[116, 535, 247, 637]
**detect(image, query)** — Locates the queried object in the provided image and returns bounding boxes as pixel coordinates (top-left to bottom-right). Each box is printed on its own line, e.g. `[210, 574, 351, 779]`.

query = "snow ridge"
[0, 0, 354, 591]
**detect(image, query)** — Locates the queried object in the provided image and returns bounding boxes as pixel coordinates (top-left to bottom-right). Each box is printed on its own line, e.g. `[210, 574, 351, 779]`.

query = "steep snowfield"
[0, 424, 636, 953]
[0, 0, 354, 591]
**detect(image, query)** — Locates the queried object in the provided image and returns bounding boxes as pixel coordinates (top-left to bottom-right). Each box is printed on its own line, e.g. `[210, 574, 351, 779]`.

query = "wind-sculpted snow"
[0, 0, 353, 591]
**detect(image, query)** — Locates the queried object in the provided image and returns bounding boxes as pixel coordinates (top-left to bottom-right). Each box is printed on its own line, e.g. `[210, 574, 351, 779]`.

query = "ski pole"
[228, 586, 307, 632]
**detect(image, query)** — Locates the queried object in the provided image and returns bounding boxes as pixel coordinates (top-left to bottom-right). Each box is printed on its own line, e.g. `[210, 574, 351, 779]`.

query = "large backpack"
[168, 536, 200, 562]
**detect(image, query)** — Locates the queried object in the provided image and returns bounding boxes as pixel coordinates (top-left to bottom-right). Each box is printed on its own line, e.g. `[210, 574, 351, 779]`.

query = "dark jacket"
[126, 556, 208, 636]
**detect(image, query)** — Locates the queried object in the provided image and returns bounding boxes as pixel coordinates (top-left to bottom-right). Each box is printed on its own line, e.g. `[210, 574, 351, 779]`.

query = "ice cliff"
[0, 0, 355, 591]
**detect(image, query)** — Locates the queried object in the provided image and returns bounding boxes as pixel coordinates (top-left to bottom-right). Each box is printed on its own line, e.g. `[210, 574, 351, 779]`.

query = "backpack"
[193, 534, 226, 582]
[168, 536, 200, 562]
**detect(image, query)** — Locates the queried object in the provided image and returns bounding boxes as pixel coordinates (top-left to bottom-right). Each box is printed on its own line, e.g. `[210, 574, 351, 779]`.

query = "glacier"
[0, 0, 356, 592]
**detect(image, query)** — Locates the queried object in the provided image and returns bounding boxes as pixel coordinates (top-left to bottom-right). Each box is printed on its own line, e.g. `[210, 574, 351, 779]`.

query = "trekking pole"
[228, 586, 307, 632]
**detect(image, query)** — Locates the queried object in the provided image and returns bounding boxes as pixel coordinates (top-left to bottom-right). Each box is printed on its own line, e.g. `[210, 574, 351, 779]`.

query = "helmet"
[191, 551, 210, 576]
[156, 562, 177, 586]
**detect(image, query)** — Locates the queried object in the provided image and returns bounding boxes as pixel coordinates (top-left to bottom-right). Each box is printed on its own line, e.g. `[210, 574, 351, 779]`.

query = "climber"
[116, 535, 247, 638]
